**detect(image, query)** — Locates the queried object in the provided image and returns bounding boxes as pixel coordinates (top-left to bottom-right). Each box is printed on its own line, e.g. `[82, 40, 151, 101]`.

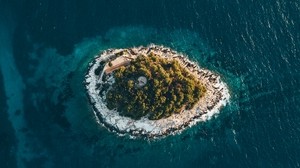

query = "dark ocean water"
[1, 0, 300, 168]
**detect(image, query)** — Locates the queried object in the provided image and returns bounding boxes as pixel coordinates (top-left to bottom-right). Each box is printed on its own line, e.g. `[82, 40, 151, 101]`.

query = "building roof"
[137, 76, 147, 87]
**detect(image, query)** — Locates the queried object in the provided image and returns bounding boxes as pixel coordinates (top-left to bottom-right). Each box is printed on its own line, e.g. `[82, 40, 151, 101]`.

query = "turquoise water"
[1, 1, 300, 167]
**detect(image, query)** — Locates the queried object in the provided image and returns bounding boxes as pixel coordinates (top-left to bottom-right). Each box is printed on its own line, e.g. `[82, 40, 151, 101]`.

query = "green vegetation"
[106, 53, 206, 120]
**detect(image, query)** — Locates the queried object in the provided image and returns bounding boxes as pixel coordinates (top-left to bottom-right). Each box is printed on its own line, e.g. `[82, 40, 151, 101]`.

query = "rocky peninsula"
[85, 44, 230, 138]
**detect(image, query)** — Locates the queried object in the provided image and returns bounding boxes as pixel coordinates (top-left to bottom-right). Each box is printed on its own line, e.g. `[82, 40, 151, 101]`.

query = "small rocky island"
[85, 44, 230, 138]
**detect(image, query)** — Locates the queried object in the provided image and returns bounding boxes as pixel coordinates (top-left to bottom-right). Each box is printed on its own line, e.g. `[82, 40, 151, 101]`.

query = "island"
[85, 44, 230, 138]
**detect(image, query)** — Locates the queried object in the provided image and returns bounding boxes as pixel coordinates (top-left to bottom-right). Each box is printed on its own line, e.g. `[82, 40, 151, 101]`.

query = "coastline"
[85, 44, 230, 138]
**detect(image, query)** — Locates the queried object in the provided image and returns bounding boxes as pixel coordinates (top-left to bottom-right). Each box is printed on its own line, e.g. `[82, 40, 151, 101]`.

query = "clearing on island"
[85, 45, 230, 138]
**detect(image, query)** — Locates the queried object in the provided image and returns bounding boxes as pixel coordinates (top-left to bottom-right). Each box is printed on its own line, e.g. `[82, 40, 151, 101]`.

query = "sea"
[0, 0, 299, 168]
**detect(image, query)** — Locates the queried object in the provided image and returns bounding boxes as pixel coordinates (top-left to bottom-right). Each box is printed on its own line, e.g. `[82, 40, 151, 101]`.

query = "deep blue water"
[1, 0, 300, 167]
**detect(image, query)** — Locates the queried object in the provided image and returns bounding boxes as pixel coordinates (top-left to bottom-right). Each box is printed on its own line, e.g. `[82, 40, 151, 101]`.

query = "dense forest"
[106, 53, 206, 120]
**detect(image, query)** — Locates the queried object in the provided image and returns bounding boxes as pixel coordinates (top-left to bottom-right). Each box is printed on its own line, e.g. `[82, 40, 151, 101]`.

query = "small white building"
[137, 76, 147, 87]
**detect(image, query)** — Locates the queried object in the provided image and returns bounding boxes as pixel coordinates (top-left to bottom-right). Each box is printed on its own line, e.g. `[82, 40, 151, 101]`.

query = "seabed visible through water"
[1, 25, 247, 167]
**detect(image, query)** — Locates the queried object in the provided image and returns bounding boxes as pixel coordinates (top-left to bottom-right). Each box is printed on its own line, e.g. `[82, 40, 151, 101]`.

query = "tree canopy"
[105, 53, 206, 120]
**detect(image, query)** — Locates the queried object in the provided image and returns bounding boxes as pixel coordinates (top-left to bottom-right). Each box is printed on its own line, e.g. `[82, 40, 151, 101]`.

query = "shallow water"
[1, 0, 300, 167]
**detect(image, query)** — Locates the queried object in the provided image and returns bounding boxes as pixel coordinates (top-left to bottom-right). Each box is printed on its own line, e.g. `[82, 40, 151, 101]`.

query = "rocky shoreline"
[84, 44, 230, 138]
